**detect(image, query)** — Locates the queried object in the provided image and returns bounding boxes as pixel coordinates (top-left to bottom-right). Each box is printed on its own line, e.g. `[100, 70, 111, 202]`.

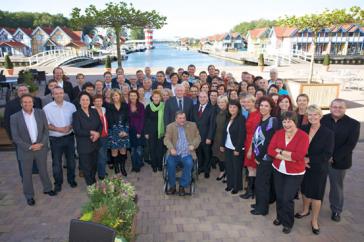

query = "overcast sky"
[2, 0, 363, 39]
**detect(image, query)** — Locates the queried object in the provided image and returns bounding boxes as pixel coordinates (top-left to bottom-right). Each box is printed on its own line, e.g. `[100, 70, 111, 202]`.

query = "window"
[56, 35, 63, 41]
[36, 35, 43, 41]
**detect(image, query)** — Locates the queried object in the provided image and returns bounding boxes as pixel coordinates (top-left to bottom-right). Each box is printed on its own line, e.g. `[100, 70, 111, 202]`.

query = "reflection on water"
[100, 44, 244, 68]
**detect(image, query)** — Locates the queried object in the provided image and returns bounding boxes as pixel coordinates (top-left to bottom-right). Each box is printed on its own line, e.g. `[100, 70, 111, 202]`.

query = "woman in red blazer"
[268, 111, 309, 234]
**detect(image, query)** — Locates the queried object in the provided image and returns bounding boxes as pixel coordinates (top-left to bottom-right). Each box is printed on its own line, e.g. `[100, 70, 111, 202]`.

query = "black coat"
[72, 108, 102, 154]
[221, 115, 246, 153]
[4, 96, 42, 139]
[191, 103, 215, 141]
[105, 102, 129, 127]
[164, 96, 193, 126]
[44, 79, 74, 101]
[144, 104, 159, 138]
[302, 125, 334, 173]
[321, 114, 360, 169]
[152, 81, 171, 89]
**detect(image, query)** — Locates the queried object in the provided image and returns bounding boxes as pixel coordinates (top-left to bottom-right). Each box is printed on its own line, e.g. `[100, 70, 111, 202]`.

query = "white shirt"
[199, 103, 207, 113]
[273, 139, 305, 176]
[22, 109, 38, 143]
[57, 80, 64, 88]
[43, 101, 76, 137]
[225, 120, 235, 150]
[105, 82, 112, 89]
[171, 84, 177, 96]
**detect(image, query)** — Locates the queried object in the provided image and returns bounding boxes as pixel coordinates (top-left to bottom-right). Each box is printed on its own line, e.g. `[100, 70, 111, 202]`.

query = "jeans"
[167, 154, 193, 188]
[97, 137, 108, 178]
[49, 134, 76, 186]
[131, 145, 144, 170]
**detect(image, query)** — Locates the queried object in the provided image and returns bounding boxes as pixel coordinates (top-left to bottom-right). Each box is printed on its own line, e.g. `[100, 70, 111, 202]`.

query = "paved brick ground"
[0, 143, 364, 242]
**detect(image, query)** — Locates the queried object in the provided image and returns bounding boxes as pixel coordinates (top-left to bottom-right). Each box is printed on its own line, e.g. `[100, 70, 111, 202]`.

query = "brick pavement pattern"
[0, 144, 364, 242]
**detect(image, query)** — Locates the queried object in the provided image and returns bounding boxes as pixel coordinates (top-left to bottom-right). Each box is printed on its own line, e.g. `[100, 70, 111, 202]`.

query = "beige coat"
[164, 121, 201, 160]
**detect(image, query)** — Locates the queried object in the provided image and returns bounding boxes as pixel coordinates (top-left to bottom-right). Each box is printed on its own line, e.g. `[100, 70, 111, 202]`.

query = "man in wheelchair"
[164, 111, 201, 196]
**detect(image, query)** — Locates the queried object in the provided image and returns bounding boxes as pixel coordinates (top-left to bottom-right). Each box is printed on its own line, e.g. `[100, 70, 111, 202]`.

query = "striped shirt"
[176, 125, 190, 158]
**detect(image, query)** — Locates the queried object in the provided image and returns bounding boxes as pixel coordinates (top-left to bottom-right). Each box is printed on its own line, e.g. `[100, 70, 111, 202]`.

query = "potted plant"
[105, 55, 112, 72]
[323, 54, 330, 72]
[4, 54, 14, 76]
[258, 53, 264, 72]
[80, 175, 138, 241]
[18, 69, 39, 95]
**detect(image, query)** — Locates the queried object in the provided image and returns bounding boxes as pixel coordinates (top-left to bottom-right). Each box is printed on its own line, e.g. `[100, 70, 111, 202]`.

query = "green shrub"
[4, 55, 13, 69]
[80, 175, 138, 241]
[18, 69, 39, 93]
[258, 53, 264, 66]
[105, 55, 112, 69]
[323, 54, 330, 66]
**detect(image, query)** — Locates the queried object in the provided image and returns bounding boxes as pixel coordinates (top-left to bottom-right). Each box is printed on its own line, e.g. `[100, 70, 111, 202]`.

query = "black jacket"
[4, 96, 42, 139]
[105, 102, 129, 128]
[73, 108, 102, 154]
[221, 115, 246, 153]
[164, 96, 193, 126]
[302, 124, 334, 173]
[191, 103, 215, 141]
[321, 114, 360, 169]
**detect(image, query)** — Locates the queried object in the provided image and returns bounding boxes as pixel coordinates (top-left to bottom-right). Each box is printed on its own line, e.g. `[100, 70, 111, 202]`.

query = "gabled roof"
[31, 26, 53, 36]
[272, 27, 296, 38]
[331, 24, 354, 32]
[50, 26, 82, 41]
[66, 41, 86, 47]
[0, 41, 26, 48]
[15, 27, 33, 37]
[248, 27, 269, 38]
[0, 27, 16, 35]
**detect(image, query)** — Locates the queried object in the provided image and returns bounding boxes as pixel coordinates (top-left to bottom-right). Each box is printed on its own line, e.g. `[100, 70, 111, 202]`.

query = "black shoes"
[225, 187, 232, 192]
[152, 167, 158, 173]
[250, 209, 267, 216]
[251, 204, 256, 209]
[273, 219, 281, 226]
[69, 181, 78, 188]
[216, 173, 226, 181]
[43, 190, 57, 196]
[166, 187, 177, 195]
[27, 198, 35, 206]
[239, 176, 255, 199]
[331, 212, 341, 222]
[179, 187, 186, 196]
[231, 190, 238, 195]
[54, 184, 62, 192]
[294, 212, 310, 219]
[312, 223, 320, 235]
[204, 173, 210, 179]
[282, 227, 291, 234]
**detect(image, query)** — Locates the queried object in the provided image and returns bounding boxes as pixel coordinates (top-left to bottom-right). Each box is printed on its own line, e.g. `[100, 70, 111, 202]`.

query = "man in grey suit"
[10, 94, 57, 206]
[164, 84, 193, 126]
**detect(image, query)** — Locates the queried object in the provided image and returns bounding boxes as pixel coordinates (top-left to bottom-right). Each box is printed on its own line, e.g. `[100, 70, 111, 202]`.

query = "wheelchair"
[162, 154, 199, 195]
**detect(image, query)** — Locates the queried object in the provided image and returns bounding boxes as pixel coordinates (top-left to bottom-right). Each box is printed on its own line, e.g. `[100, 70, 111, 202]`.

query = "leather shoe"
[166, 187, 176, 195]
[231, 190, 238, 195]
[250, 209, 267, 216]
[43, 190, 57, 196]
[27, 198, 35, 206]
[294, 212, 310, 219]
[225, 187, 232, 192]
[273, 219, 281, 226]
[152, 167, 158, 173]
[282, 227, 291, 234]
[312, 223, 320, 235]
[179, 187, 186, 196]
[54, 185, 62, 192]
[69, 181, 78, 188]
[331, 212, 341, 222]
[251, 204, 256, 209]
[204, 173, 210, 179]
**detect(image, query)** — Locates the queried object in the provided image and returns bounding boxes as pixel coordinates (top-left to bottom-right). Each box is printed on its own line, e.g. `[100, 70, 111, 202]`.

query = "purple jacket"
[127, 102, 145, 135]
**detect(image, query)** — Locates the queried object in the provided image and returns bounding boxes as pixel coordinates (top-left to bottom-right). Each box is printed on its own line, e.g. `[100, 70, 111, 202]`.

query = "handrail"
[28, 48, 94, 66]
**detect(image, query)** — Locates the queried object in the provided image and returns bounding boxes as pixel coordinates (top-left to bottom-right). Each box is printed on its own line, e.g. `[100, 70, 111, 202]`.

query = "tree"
[70, 2, 167, 67]
[232, 19, 276, 36]
[278, 7, 361, 83]
[130, 28, 145, 40]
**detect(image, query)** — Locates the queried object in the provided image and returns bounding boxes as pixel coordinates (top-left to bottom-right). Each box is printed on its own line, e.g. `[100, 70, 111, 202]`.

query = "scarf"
[150, 102, 165, 139]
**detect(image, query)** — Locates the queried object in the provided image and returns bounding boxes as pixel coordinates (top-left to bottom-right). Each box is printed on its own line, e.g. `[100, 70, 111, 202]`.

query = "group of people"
[4, 64, 360, 235]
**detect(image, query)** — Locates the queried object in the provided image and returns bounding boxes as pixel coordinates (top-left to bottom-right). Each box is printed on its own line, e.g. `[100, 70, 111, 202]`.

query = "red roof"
[331, 24, 353, 32]
[273, 27, 296, 38]
[41, 27, 54, 35]
[18, 27, 33, 36]
[59, 27, 82, 41]
[248, 28, 268, 38]
[66, 41, 86, 47]
[207, 33, 225, 42]
[0, 41, 26, 48]
[1, 27, 16, 35]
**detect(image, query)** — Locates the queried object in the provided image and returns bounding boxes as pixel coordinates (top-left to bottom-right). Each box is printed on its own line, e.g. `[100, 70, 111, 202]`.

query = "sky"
[2, 0, 364, 40]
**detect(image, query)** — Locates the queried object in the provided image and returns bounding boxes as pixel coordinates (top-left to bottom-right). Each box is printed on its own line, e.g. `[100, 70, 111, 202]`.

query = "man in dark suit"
[191, 91, 215, 178]
[321, 98, 360, 222]
[152, 71, 171, 89]
[72, 73, 86, 100]
[10, 94, 56, 206]
[4, 84, 42, 178]
[111, 67, 128, 86]
[103, 71, 114, 90]
[44, 67, 74, 101]
[164, 84, 193, 126]
[112, 73, 130, 89]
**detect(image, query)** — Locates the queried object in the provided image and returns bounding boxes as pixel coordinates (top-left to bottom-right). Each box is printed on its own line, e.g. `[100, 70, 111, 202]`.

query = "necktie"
[198, 105, 203, 118]
[178, 99, 183, 111]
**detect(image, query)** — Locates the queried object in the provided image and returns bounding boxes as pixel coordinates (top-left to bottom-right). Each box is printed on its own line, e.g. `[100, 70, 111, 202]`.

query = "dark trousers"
[149, 136, 164, 169]
[274, 170, 304, 228]
[79, 150, 98, 186]
[328, 166, 347, 214]
[255, 161, 273, 213]
[49, 134, 76, 186]
[197, 143, 212, 174]
[225, 148, 243, 191]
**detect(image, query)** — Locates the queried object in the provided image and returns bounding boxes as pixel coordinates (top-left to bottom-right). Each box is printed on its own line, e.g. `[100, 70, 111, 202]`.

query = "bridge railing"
[28, 48, 94, 66]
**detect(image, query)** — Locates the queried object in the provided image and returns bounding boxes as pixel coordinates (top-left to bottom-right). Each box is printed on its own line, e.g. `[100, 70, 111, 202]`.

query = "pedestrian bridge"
[28, 49, 94, 67]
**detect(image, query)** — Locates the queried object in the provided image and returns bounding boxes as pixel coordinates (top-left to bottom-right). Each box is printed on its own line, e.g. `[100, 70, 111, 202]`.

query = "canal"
[98, 44, 243, 68]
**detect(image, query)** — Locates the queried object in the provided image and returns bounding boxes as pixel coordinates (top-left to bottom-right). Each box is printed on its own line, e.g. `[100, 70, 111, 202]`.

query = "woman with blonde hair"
[106, 89, 129, 176]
